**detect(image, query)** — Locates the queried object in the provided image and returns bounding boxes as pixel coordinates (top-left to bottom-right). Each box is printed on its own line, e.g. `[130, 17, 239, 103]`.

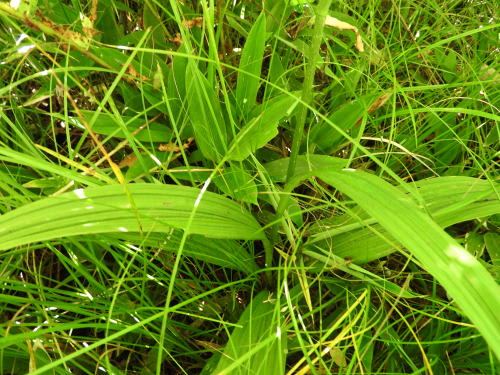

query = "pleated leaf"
[315, 168, 500, 358]
[0, 183, 265, 251]
[111, 232, 259, 274]
[308, 176, 500, 263]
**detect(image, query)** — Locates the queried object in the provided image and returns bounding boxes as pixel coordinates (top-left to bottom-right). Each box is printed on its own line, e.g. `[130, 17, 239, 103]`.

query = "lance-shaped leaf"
[213, 165, 258, 205]
[235, 12, 267, 115]
[309, 93, 380, 153]
[264, 154, 347, 182]
[186, 63, 228, 161]
[211, 291, 286, 375]
[228, 93, 299, 161]
[307, 176, 500, 263]
[0, 183, 265, 251]
[314, 168, 500, 358]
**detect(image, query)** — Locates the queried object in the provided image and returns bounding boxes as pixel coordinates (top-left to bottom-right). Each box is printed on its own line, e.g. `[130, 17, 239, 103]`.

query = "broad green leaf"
[264, 54, 289, 99]
[235, 12, 267, 115]
[314, 168, 500, 358]
[165, 46, 189, 120]
[92, 46, 131, 71]
[435, 48, 458, 83]
[186, 63, 228, 161]
[214, 165, 258, 204]
[142, 85, 170, 114]
[264, 154, 347, 182]
[303, 247, 421, 298]
[0, 183, 265, 251]
[95, 0, 124, 44]
[43, 0, 78, 24]
[212, 291, 286, 375]
[111, 232, 259, 274]
[310, 93, 379, 153]
[170, 45, 188, 99]
[77, 110, 171, 142]
[143, 1, 167, 48]
[228, 94, 299, 161]
[484, 233, 500, 267]
[308, 177, 500, 263]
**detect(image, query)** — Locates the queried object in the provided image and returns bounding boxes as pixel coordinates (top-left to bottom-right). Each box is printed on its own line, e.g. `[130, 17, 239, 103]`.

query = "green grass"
[0, 0, 499, 374]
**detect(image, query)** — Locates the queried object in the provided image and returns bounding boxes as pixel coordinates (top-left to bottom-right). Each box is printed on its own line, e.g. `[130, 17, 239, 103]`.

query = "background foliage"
[0, 0, 498, 374]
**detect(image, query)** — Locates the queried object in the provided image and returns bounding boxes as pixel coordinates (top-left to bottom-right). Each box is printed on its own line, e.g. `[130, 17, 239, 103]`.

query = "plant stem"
[270, 0, 332, 248]
[286, 0, 332, 184]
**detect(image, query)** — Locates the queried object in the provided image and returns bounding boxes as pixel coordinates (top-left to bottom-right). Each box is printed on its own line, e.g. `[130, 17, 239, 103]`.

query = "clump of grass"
[0, 0, 498, 374]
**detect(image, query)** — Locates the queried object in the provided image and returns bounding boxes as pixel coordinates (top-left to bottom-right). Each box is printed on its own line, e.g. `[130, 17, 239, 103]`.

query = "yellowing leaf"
[324, 15, 364, 52]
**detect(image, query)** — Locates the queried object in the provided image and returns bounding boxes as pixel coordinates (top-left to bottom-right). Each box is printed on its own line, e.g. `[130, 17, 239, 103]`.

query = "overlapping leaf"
[0, 183, 265, 251]
[211, 291, 286, 375]
[311, 168, 500, 358]
[228, 94, 299, 161]
[307, 176, 500, 263]
[235, 12, 267, 115]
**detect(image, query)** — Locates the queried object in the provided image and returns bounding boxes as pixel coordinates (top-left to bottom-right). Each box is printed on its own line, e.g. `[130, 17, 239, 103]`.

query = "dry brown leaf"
[119, 153, 138, 168]
[90, 0, 98, 22]
[367, 93, 392, 113]
[182, 17, 204, 28]
[329, 347, 347, 368]
[479, 64, 499, 82]
[158, 137, 194, 152]
[355, 93, 392, 126]
[32, 10, 94, 50]
[158, 143, 181, 153]
[324, 15, 364, 52]
[170, 33, 183, 45]
[127, 64, 150, 81]
[191, 339, 221, 350]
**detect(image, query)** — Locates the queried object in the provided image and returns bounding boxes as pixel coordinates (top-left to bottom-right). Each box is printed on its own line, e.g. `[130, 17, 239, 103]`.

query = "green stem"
[270, 0, 332, 247]
[285, 0, 332, 183]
